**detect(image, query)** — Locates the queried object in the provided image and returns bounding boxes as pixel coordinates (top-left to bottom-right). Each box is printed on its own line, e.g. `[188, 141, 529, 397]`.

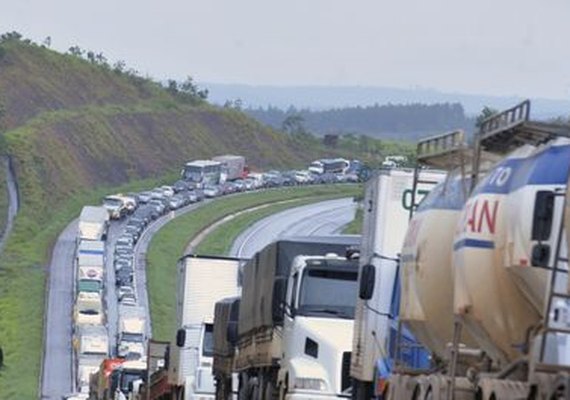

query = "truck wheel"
[352, 380, 373, 400]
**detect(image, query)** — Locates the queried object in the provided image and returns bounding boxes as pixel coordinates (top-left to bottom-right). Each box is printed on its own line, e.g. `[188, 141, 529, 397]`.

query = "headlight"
[293, 377, 327, 391]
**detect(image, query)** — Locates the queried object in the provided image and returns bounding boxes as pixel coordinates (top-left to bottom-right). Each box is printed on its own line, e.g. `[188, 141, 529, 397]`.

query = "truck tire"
[352, 379, 373, 400]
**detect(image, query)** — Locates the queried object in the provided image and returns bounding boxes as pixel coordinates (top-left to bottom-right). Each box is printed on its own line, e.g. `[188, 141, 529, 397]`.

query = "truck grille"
[341, 351, 352, 392]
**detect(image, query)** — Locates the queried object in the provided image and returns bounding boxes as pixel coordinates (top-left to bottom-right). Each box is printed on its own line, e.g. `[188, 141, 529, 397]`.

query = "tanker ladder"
[532, 181, 570, 399]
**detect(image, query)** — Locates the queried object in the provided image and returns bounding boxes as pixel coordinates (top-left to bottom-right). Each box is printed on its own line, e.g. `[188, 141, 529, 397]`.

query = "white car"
[160, 185, 175, 197]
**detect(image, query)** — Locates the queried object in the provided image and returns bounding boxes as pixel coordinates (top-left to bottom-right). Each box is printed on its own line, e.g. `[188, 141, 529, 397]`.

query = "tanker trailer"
[373, 100, 570, 399]
[453, 135, 570, 398]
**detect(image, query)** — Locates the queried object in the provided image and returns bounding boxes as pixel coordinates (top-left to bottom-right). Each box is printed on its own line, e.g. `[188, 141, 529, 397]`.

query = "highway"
[41, 193, 357, 399]
[230, 197, 357, 258]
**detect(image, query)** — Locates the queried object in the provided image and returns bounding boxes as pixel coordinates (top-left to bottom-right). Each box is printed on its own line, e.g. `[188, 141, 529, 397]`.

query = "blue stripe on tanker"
[453, 238, 496, 251]
[473, 144, 570, 196]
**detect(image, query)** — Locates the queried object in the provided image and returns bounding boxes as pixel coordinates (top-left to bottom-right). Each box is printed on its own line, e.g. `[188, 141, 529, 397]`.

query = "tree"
[281, 114, 305, 135]
[475, 106, 499, 128]
[42, 36, 51, 48]
[68, 45, 83, 57]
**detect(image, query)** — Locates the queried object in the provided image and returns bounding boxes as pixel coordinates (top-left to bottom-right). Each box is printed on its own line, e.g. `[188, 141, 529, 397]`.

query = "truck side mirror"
[532, 191, 554, 241]
[359, 264, 375, 300]
[272, 278, 287, 324]
[176, 328, 186, 347]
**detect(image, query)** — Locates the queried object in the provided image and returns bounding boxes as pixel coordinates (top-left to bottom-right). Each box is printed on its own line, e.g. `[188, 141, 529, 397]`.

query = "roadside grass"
[146, 184, 362, 341]
[342, 205, 363, 234]
[195, 196, 349, 255]
[0, 160, 7, 236]
[0, 171, 177, 400]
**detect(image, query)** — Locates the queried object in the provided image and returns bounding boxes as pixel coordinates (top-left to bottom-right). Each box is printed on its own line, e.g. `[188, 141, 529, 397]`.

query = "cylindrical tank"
[400, 170, 476, 358]
[453, 138, 570, 365]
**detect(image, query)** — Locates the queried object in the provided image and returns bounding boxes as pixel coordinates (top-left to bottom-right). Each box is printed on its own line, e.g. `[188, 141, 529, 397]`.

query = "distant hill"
[205, 83, 570, 119]
[245, 103, 475, 139]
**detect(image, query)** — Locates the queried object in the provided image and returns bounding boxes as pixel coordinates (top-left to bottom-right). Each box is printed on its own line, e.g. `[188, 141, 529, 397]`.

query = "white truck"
[78, 206, 109, 241]
[77, 245, 105, 295]
[75, 325, 109, 393]
[350, 168, 446, 398]
[74, 292, 104, 326]
[167, 255, 242, 400]
[103, 195, 129, 220]
[213, 155, 246, 182]
[213, 236, 361, 400]
[117, 305, 147, 359]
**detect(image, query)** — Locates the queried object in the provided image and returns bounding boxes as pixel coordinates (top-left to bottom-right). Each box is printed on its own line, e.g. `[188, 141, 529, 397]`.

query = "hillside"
[0, 37, 337, 399]
[0, 38, 329, 224]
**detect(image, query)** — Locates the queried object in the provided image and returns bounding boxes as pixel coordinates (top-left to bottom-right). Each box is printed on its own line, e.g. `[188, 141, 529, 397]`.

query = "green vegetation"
[0, 173, 177, 399]
[147, 185, 361, 341]
[196, 197, 336, 255]
[0, 160, 7, 236]
[246, 103, 474, 138]
[343, 206, 363, 235]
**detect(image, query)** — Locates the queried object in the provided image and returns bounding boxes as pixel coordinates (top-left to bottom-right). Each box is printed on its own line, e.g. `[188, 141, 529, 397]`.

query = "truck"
[167, 255, 242, 400]
[90, 358, 147, 400]
[352, 100, 570, 399]
[213, 236, 361, 399]
[74, 292, 105, 326]
[77, 239, 106, 258]
[78, 206, 109, 241]
[213, 155, 247, 182]
[117, 305, 147, 359]
[75, 325, 109, 393]
[350, 167, 446, 398]
[103, 195, 129, 220]
[213, 296, 240, 399]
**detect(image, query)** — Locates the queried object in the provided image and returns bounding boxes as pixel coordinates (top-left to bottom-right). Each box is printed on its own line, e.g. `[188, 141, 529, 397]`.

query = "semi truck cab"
[278, 254, 358, 399]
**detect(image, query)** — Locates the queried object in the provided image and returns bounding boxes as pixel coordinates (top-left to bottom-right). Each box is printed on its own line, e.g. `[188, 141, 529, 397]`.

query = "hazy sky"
[1, 0, 569, 99]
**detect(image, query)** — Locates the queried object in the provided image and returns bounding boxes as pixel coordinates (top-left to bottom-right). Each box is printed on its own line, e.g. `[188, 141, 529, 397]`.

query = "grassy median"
[146, 184, 361, 341]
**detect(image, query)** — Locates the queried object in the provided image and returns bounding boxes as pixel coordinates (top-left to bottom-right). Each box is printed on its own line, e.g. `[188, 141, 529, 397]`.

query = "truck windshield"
[120, 370, 144, 394]
[121, 333, 143, 342]
[104, 198, 122, 207]
[297, 266, 358, 319]
[202, 323, 214, 357]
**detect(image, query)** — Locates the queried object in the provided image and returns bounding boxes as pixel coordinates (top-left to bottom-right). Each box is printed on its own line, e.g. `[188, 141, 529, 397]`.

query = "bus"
[181, 160, 222, 187]
[308, 158, 350, 175]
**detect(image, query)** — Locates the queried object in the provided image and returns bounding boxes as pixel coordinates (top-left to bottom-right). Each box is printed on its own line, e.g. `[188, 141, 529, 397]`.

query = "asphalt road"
[230, 197, 357, 258]
[41, 220, 77, 399]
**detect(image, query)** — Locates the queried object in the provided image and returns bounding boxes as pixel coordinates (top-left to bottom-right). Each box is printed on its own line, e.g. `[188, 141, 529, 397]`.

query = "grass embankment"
[0, 160, 8, 236]
[146, 184, 361, 341]
[0, 172, 177, 400]
[343, 206, 363, 234]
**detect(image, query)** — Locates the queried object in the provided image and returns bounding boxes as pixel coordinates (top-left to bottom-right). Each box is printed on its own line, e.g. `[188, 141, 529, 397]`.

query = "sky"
[1, 0, 569, 100]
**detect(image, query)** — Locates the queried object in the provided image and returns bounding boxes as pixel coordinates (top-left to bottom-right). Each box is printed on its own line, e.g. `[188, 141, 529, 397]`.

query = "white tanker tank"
[400, 170, 476, 358]
[453, 137, 570, 366]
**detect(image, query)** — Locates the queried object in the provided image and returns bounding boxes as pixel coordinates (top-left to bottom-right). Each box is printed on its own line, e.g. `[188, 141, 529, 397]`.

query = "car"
[243, 178, 257, 190]
[114, 259, 133, 272]
[116, 235, 134, 247]
[115, 246, 134, 258]
[173, 180, 190, 193]
[120, 296, 137, 307]
[115, 269, 133, 287]
[138, 191, 152, 204]
[150, 188, 165, 200]
[118, 286, 136, 301]
[148, 199, 166, 214]
[203, 185, 220, 198]
[160, 185, 175, 197]
[232, 180, 246, 192]
[168, 195, 185, 210]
